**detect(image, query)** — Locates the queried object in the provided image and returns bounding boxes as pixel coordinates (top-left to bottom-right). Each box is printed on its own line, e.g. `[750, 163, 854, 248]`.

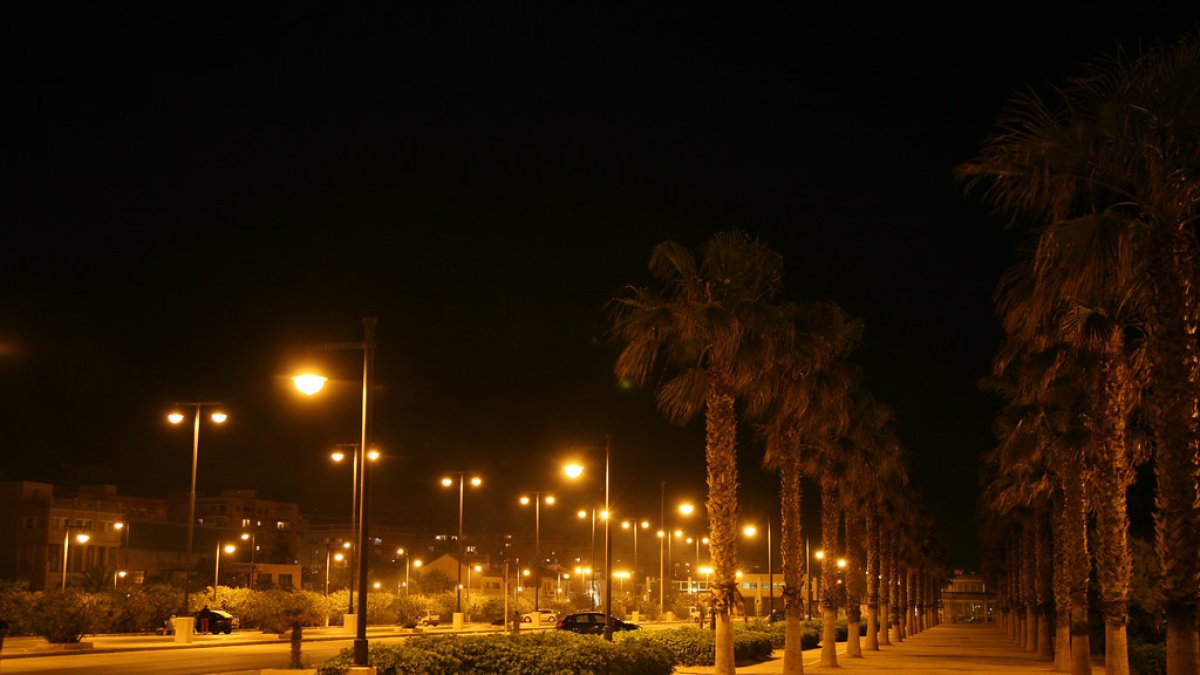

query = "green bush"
[315, 631, 672, 675]
[29, 590, 98, 643]
[1129, 641, 1167, 675]
[617, 626, 773, 666]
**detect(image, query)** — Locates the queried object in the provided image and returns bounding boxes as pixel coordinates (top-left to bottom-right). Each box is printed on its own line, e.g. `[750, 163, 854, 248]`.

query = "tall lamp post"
[442, 472, 482, 619]
[743, 522, 773, 616]
[577, 508, 599, 608]
[167, 402, 227, 613]
[61, 531, 90, 590]
[292, 315, 377, 667]
[563, 434, 612, 640]
[213, 542, 236, 598]
[518, 492, 555, 613]
[331, 444, 378, 615]
[622, 519, 650, 607]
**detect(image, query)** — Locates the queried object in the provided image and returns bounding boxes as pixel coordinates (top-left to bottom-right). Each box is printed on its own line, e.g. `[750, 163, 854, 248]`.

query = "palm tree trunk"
[1053, 491, 1072, 672]
[1150, 233, 1200, 675]
[1063, 460, 1091, 675]
[1022, 524, 1038, 652]
[289, 623, 302, 669]
[705, 386, 740, 675]
[892, 559, 904, 643]
[845, 508, 864, 657]
[1035, 508, 1054, 661]
[865, 507, 880, 651]
[779, 452, 806, 675]
[819, 479, 840, 667]
[879, 529, 892, 647]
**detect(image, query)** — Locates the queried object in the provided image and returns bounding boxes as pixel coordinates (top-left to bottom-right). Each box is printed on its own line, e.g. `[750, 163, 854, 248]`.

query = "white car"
[521, 609, 559, 623]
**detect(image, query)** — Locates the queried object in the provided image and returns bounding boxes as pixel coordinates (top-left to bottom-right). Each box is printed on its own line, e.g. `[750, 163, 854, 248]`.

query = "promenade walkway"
[680, 623, 1102, 674]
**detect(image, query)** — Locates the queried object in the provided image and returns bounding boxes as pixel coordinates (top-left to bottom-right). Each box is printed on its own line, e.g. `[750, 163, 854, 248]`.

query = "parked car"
[521, 609, 559, 623]
[556, 612, 640, 635]
[767, 608, 786, 623]
[194, 608, 236, 634]
[402, 610, 440, 628]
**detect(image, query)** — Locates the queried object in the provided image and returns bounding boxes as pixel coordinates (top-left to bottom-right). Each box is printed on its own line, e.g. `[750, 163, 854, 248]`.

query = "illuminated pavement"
[678, 623, 1103, 674]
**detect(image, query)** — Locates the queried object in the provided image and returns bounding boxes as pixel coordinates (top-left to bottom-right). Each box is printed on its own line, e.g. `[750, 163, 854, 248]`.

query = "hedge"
[616, 626, 774, 666]
[1129, 642, 1167, 675]
[315, 631, 673, 675]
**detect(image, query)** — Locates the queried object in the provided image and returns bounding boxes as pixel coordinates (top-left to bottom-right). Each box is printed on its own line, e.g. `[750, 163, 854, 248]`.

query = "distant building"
[941, 570, 994, 622]
[0, 481, 302, 591]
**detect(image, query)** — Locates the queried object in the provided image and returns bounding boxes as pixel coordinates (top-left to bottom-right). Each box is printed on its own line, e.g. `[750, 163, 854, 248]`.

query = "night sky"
[3, 3, 1196, 571]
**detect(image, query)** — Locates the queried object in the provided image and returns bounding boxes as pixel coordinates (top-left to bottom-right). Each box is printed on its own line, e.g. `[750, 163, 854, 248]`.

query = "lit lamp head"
[114, 521, 125, 531]
[470, 476, 482, 487]
[474, 565, 482, 572]
[76, 533, 90, 544]
[396, 548, 405, 556]
[331, 450, 346, 462]
[292, 373, 328, 396]
[366, 448, 380, 461]
[563, 464, 584, 479]
[334, 552, 345, 562]
[240, 533, 250, 541]
[210, 412, 228, 424]
[837, 558, 847, 569]
[641, 520, 650, 529]
[413, 560, 423, 568]
[815, 550, 825, 560]
[519, 496, 530, 505]
[442, 477, 454, 487]
[578, 510, 588, 519]
[373, 582, 381, 590]
[167, 412, 185, 424]
[545, 495, 555, 505]
[743, 525, 757, 537]
[678, 503, 695, 516]
[223, 544, 236, 554]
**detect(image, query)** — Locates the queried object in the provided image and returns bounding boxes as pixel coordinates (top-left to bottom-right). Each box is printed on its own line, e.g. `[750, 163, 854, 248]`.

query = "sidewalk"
[677, 623, 1103, 674]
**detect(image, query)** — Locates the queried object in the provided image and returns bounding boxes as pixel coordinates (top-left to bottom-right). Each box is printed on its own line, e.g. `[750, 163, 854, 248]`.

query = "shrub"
[28, 590, 98, 643]
[1129, 641, 1167, 675]
[617, 626, 773, 666]
[0, 588, 36, 635]
[315, 631, 672, 675]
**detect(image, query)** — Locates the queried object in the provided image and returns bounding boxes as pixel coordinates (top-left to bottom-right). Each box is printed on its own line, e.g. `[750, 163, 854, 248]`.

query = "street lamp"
[621, 519, 651, 606]
[114, 520, 129, 569]
[61, 531, 90, 590]
[395, 548, 414, 596]
[240, 531, 257, 586]
[331, 444, 379, 615]
[743, 520, 774, 616]
[518, 492, 555, 613]
[442, 472, 482, 618]
[562, 434, 613, 640]
[213, 542, 236, 599]
[167, 402, 227, 613]
[469, 564, 482, 603]
[292, 315, 377, 668]
[325, 546, 345, 596]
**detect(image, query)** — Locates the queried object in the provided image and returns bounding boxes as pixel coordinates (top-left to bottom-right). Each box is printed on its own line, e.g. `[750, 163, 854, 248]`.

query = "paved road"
[0, 620, 693, 674]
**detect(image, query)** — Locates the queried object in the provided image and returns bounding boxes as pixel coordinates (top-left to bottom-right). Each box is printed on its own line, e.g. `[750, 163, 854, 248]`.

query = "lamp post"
[292, 315, 376, 668]
[743, 521, 773, 616]
[167, 402, 227, 613]
[469, 564, 482, 603]
[518, 492, 555, 613]
[563, 434, 612, 640]
[61, 531, 90, 590]
[331, 444, 378, 614]
[813, 549, 825, 619]
[214, 542, 236, 599]
[114, 520, 129, 571]
[442, 473, 482, 617]
[577, 508, 598, 609]
[325, 546, 345, 596]
[621, 519, 650, 605]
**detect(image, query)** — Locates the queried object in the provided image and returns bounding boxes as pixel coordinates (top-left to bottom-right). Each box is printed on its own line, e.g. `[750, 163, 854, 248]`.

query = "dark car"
[556, 612, 640, 635]
[768, 609, 786, 623]
[194, 608, 236, 634]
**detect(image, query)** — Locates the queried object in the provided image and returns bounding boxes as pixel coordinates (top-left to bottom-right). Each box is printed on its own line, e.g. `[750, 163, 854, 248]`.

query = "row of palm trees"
[611, 232, 948, 674]
[960, 36, 1200, 675]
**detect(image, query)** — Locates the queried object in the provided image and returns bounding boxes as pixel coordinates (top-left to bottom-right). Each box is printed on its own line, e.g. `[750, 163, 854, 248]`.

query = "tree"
[612, 231, 790, 673]
[244, 590, 331, 669]
[959, 37, 1200, 675]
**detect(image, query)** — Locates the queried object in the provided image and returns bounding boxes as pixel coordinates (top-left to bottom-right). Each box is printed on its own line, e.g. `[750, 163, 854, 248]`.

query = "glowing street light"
[331, 443, 377, 616]
[292, 316, 377, 668]
[442, 472, 483, 617]
[519, 492, 555, 613]
[61, 531, 90, 590]
[213, 542, 236, 599]
[167, 401, 227, 613]
[563, 435, 614, 640]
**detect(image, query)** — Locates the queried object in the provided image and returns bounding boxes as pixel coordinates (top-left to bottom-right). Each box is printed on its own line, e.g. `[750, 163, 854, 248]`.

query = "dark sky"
[2, 3, 1196, 571]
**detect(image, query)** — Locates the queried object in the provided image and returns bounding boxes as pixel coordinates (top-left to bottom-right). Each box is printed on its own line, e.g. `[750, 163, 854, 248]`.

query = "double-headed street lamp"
[331, 444, 378, 615]
[442, 472, 482, 618]
[292, 316, 377, 668]
[621, 519, 650, 606]
[743, 520, 774, 616]
[518, 492, 555, 613]
[167, 402, 227, 612]
[563, 434, 613, 640]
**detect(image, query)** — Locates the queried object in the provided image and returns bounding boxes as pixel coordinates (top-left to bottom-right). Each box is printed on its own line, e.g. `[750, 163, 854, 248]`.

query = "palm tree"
[761, 301, 861, 675]
[612, 231, 791, 674]
[959, 38, 1200, 675]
